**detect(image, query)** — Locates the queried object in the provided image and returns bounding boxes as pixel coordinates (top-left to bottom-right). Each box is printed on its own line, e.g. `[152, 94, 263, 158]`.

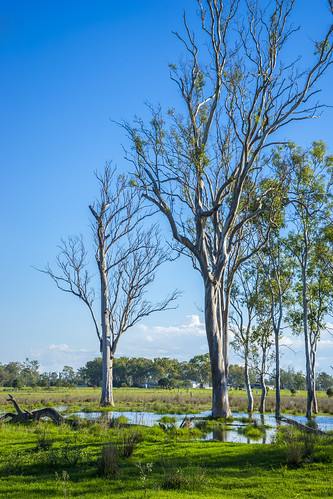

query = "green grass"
[1, 386, 333, 416]
[0, 420, 332, 498]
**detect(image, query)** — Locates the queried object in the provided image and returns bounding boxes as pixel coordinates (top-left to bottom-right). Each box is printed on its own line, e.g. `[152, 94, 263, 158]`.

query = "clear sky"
[1, 0, 333, 375]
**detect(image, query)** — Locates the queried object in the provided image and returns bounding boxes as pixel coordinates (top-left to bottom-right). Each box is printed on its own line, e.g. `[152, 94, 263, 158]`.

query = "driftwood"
[0, 394, 79, 426]
[277, 415, 331, 437]
[159, 416, 195, 431]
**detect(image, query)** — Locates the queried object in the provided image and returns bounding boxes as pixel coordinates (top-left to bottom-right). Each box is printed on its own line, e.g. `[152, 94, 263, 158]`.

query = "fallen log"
[0, 394, 78, 426]
[277, 415, 331, 436]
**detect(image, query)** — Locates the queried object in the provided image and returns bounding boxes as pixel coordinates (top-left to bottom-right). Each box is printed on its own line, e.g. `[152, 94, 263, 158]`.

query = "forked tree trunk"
[205, 283, 231, 418]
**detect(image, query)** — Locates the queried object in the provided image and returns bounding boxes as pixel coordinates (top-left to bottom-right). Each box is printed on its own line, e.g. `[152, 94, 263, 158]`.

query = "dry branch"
[0, 394, 79, 426]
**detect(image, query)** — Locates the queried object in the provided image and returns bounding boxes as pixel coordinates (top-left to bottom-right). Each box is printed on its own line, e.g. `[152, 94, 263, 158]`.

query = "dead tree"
[1, 394, 66, 424]
[41, 165, 178, 406]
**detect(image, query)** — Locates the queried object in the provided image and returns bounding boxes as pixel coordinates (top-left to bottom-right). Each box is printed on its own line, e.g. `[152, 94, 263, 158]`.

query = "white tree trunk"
[275, 333, 281, 418]
[100, 252, 114, 407]
[302, 263, 314, 418]
[244, 351, 254, 413]
[205, 283, 231, 418]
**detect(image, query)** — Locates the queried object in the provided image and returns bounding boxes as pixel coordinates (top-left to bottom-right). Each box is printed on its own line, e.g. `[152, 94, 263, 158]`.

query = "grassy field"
[0, 416, 332, 498]
[1, 386, 333, 416]
[1, 388, 333, 497]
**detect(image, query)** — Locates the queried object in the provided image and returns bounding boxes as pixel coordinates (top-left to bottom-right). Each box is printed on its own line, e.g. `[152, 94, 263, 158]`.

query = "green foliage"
[327, 387, 333, 398]
[276, 427, 317, 466]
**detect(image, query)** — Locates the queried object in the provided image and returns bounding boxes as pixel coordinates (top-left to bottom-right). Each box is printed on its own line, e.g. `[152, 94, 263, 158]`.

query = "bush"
[161, 465, 206, 491]
[97, 443, 118, 478]
[276, 427, 317, 466]
[114, 430, 141, 458]
[36, 431, 53, 451]
[326, 387, 333, 398]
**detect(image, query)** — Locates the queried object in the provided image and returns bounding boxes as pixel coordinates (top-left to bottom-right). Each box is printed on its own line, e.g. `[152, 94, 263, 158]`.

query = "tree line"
[1, 356, 333, 393]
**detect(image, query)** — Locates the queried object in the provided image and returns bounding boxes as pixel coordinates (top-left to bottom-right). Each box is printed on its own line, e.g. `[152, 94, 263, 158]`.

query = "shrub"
[36, 431, 54, 451]
[161, 464, 206, 491]
[277, 427, 317, 466]
[114, 430, 141, 458]
[326, 387, 333, 398]
[97, 443, 118, 478]
[306, 419, 318, 429]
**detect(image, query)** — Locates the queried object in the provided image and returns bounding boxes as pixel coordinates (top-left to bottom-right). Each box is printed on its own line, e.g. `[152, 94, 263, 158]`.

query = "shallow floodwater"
[69, 410, 333, 444]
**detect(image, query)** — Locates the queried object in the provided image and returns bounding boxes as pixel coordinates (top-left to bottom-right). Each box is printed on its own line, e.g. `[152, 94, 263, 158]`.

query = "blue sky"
[1, 0, 333, 374]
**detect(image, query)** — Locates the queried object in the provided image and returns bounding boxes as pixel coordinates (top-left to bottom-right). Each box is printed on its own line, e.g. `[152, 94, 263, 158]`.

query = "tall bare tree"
[123, 0, 333, 417]
[43, 165, 178, 406]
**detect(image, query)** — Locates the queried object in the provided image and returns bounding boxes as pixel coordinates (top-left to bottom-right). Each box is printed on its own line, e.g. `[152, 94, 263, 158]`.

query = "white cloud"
[49, 344, 69, 351]
[29, 344, 99, 373]
[116, 314, 208, 361]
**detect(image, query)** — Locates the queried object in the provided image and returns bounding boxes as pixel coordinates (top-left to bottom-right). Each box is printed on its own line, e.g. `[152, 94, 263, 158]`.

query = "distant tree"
[77, 358, 103, 387]
[60, 366, 76, 385]
[186, 354, 211, 385]
[228, 365, 248, 389]
[21, 358, 40, 387]
[152, 357, 182, 382]
[278, 367, 306, 391]
[317, 371, 333, 391]
[4, 362, 22, 387]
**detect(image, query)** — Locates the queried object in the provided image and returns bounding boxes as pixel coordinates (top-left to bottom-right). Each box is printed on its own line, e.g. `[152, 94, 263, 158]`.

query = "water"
[2, 406, 332, 443]
[68, 410, 333, 444]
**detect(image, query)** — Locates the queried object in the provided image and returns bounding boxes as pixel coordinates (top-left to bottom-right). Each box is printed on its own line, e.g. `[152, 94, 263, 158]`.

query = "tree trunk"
[205, 283, 231, 418]
[244, 351, 253, 413]
[311, 351, 318, 414]
[101, 351, 114, 407]
[302, 264, 313, 418]
[100, 250, 114, 407]
[259, 372, 267, 414]
[275, 333, 281, 418]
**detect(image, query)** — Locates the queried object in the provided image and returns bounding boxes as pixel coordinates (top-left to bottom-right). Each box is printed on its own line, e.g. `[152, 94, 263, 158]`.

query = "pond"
[70, 410, 333, 444]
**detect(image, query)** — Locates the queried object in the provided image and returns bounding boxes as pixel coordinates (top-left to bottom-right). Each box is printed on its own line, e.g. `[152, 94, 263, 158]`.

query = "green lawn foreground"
[0, 419, 333, 498]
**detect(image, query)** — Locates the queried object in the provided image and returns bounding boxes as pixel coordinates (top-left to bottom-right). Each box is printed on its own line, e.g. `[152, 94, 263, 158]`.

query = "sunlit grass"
[0, 421, 332, 498]
[1, 386, 333, 415]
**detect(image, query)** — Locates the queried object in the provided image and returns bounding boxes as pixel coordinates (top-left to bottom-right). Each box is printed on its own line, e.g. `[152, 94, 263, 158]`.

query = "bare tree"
[42, 165, 178, 406]
[123, 0, 333, 417]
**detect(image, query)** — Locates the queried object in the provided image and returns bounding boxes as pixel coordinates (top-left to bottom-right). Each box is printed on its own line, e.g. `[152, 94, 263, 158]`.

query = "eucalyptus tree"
[43, 165, 178, 406]
[251, 317, 274, 414]
[258, 228, 292, 417]
[285, 142, 333, 417]
[123, 0, 333, 417]
[230, 265, 261, 413]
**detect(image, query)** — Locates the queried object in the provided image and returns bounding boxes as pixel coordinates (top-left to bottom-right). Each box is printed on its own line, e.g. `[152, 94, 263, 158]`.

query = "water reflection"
[64, 409, 333, 444]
